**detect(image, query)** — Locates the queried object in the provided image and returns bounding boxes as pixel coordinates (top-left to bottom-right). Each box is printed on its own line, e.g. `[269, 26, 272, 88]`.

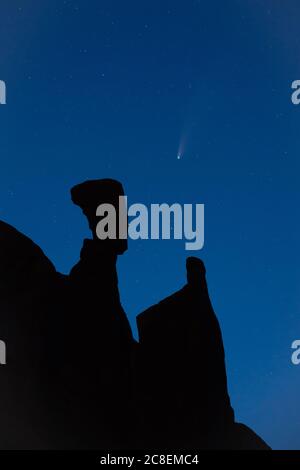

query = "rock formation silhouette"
[0, 179, 270, 450]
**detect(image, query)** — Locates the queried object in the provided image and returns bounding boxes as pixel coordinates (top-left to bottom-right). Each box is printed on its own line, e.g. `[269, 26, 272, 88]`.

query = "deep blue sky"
[1, 0, 300, 449]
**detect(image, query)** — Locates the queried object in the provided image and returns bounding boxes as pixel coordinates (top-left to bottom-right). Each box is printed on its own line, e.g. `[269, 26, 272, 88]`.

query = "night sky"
[1, 0, 300, 450]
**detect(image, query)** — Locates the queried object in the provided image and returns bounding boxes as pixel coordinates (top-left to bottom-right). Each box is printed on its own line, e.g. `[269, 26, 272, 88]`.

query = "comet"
[177, 130, 188, 160]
